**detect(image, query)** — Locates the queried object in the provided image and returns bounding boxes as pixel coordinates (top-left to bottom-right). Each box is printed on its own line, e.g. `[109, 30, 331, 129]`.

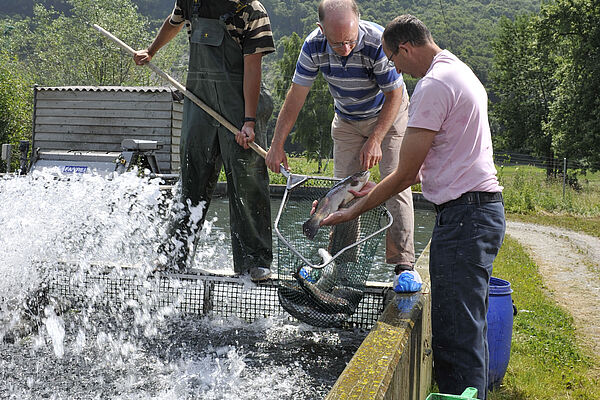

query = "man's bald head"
[318, 0, 359, 23]
[317, 0, 360, 56]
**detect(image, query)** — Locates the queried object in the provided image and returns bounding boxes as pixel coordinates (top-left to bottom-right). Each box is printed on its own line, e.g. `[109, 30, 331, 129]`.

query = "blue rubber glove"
[393, 270, 423, 293]
[299, 266, 317, 283]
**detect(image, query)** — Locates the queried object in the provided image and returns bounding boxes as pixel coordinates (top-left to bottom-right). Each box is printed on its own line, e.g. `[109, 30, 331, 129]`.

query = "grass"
[498, 165, 600, 218]
[249, 158, 600, 220]
[498, 164, 600, 237]
[488, 236, 600, 400]
[245, 157, 600, 239]
[260, 158, 600, 219]
[229, 155, 421, 188]
[493, 164, 600, 398]
[219, 156, 337, 184]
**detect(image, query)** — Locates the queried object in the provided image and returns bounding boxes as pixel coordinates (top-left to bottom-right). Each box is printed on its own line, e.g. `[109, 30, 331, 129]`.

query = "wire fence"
[493, 151, 600, 174]
[493, 151, 600, 200]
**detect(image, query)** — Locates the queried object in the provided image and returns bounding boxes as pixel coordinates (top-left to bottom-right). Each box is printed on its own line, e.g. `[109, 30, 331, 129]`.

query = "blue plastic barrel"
[487, 276, 515, 390]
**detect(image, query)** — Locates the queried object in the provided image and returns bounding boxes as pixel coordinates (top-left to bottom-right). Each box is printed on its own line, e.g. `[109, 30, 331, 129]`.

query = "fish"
[294, 270, 356, 315]
[330, 285, 364, 304]
[302, 170, 370, 240]
[278, 286, 350, 328]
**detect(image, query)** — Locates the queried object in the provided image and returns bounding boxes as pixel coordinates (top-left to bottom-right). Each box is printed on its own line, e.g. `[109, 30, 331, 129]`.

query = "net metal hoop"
[273, 173, 393, 270]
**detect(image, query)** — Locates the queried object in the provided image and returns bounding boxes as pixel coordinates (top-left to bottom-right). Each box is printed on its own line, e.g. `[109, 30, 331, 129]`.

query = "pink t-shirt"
[408, 50, 501, 205]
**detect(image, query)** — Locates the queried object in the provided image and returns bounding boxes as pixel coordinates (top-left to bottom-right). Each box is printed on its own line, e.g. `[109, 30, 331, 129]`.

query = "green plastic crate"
[426, 387, 478, 399]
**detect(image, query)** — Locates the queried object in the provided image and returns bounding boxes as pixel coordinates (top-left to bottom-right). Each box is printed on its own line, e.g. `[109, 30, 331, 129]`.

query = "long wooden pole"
[92, 23, 269, 159]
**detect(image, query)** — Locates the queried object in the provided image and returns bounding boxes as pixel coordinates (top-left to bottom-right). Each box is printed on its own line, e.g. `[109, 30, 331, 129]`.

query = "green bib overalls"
[171, 6, 272, 273]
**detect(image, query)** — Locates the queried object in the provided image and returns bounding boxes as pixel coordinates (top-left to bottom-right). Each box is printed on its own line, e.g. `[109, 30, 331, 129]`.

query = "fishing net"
[274, 174, 392, 327]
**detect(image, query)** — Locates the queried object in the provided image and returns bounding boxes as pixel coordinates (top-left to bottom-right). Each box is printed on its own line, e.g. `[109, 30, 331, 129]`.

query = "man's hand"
[321, 206, 359, 226]
[349, 180, 376, 197]
[309, 199, 356, 225]
[236, 122, 256, 149]
[265, 145, 289, 173]
[309, 180, 375, 217]
[133, 17, 182, 66]
[360, 136, 383, 170]
[133, 49, 153, 65]
[132, 17, 182, 67]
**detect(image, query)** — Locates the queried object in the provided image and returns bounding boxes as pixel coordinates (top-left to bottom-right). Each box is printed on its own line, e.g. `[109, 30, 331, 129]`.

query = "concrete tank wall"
[326, 244, 433, 400]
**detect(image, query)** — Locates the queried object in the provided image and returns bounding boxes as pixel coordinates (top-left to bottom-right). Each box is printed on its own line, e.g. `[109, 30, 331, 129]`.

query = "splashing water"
[0, 170, 364, 399]
[42, 305, 65, 359]
[1, 170, 165, 332]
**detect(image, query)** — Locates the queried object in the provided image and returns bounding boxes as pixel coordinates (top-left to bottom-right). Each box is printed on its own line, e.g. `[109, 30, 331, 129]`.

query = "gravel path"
[506, 221, 600, 357]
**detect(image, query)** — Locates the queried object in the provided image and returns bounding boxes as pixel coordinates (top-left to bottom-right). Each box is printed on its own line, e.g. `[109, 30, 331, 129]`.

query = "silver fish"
[278, 286, 349, 327]
[294, 271, 356, 315]
[302, 170, 370, 240]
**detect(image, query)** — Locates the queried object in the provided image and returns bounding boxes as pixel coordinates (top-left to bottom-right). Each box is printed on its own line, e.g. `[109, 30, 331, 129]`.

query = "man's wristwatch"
[243, 117, 256, 123]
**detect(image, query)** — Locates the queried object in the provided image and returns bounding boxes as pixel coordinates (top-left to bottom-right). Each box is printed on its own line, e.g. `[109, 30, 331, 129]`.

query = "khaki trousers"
[331, 92, 414, 266]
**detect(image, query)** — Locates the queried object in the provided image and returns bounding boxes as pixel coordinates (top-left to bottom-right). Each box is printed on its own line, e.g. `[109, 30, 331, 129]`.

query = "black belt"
[434, 191, 503, 213]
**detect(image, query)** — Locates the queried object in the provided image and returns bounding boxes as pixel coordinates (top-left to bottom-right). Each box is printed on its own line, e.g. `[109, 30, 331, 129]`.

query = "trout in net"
[275, 169, 391, 327]
[302, 170, 370, 240]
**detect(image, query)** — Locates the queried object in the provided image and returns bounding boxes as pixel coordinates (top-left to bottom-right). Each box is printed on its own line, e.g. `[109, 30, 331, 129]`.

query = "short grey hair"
[318, 0, 360, 22]
[383, 14, 433, 50]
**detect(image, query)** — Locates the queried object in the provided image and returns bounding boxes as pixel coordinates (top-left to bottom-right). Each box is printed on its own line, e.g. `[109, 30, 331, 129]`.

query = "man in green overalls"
[134, 0, 275, 281]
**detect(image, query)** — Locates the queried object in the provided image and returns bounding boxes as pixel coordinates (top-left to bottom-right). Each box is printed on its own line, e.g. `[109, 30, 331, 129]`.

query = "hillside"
[1, 0, 541, 87]
[0, 0, 173, 20]
[260, 0, 541, 87]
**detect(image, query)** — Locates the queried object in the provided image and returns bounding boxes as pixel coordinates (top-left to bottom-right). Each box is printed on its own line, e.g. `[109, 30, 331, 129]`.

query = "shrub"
[0, 51, 32, 172]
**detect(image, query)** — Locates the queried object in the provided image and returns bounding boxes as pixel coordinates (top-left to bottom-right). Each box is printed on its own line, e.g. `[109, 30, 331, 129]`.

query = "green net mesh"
[274, 175, 392, 327]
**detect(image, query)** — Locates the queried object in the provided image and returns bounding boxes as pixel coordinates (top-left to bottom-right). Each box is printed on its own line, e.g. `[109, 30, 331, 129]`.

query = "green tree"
[491, 0, 600, 173]
[541, 0, 600, 171]
[273, 33, 334, 172]
[3, 0, 545, 94]
[260, 0, 318, 40]
[490, 14, 557, 175]
[0, 0, 187, 86]
[0, 51, 33, 172]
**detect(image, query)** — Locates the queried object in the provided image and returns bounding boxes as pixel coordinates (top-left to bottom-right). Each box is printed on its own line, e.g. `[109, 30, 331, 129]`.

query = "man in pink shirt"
[321, 14, 505, 399]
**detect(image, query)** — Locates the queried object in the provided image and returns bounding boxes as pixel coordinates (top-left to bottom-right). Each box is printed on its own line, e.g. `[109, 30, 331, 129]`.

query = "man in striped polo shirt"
[134, 0, 275, 282]
[265, 0, 416, 284]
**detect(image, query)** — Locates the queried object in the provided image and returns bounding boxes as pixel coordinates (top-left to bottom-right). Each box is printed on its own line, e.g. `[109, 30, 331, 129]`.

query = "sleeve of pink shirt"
[407, 77, 453, 133]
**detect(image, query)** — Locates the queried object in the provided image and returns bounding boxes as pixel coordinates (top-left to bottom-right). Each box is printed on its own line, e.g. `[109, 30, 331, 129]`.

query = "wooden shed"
[32, 86, 183, 174]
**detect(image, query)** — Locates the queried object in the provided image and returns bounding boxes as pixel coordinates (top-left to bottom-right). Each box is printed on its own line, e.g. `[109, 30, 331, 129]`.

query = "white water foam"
[0, 170, 362, 399]
[42, 305, 65, 358]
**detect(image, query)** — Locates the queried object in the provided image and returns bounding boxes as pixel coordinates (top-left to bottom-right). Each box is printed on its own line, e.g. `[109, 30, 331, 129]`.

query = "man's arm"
[322, 126, 437, 225]
[264, 83, 311, 172]
[133, 16, 183, 65]
[360, 86, 405, 170]
[236, 52, 263, 149]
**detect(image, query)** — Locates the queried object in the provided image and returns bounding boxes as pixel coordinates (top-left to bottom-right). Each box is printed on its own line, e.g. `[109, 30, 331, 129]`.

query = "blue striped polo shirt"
[292, 20, 405, 121]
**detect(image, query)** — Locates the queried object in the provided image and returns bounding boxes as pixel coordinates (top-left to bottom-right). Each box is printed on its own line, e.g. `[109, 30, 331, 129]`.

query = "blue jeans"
[429, 201, 505, 399]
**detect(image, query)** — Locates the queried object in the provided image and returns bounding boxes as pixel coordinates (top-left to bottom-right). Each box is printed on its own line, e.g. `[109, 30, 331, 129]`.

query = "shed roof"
[34, 85, 184, 101]
[35, 85, 176, 93]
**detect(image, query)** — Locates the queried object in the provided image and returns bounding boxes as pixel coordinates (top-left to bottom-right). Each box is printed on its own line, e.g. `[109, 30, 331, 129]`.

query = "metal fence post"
[19, 140, 30, 175]
[563, 157, 567, 200]
[1, 143, 12, 173]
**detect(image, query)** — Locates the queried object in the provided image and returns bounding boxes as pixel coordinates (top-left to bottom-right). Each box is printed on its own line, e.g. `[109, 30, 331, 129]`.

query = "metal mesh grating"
[46, 263, 387, 330]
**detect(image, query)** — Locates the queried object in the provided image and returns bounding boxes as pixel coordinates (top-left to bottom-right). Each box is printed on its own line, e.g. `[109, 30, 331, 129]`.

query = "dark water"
[0, 310, 364, 399]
